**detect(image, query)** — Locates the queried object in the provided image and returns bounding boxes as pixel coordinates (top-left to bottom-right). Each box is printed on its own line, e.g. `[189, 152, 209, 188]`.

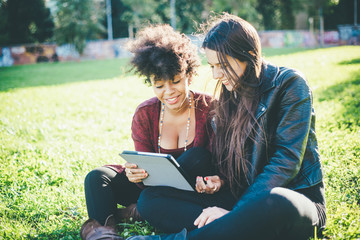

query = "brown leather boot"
[80, 215, 124, 240]
[116, 203, 143, 222]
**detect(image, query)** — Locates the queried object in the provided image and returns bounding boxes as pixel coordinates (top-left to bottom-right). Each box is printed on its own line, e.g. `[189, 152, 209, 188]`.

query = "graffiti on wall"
[1, 39, 132, 67]
[0, 29, 353, 67]
[338, 25, 360, 45]
[56, 44, 79, 60]
[259, 30, 322, 48]
[259, 30, 340, 48]
[0, 47, 14, 67]
[1, 44, 59, 67]
[323, 31, 340, 45]
[82, 39, 132, 60]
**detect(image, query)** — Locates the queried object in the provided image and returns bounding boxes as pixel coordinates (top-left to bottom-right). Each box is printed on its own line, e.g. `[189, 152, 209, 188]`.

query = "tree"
[301, 0, 334, 32]
[257, 0, 305, 30]
[256, 0, 280, 30]
[121, 0, 166, 33]
[210, 0, 261, 29]
[0, 0, 9, 44]
[175, 0, 208, 33]
[120, 0, 209, 35]
[279, 0, 295, 29]
[107, 0, 131, 38]
[0, 0, 54, 45]
[54, 0, 105, 54]
[323, 0, 360, 29]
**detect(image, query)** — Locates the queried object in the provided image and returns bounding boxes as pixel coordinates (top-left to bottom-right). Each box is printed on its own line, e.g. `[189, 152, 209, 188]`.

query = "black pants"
[84, 166, 142, 225]
[137, 186, 324, 240]
[84, 147, 215, 225]
[136, 147, 326, 240]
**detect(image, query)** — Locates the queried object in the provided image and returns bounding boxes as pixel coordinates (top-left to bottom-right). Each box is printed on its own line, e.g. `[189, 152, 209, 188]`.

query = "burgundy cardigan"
[107, 92, 213, 174]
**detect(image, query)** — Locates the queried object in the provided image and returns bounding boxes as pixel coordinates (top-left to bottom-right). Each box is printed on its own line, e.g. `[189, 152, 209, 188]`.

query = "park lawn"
[0, 46, 359, 239]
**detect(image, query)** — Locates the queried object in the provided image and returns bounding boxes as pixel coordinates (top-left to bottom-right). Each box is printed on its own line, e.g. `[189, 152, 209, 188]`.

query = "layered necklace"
[158, 94, 192, 153]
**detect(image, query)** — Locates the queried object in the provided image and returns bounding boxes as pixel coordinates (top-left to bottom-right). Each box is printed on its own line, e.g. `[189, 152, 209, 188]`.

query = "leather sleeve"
[235, 70, 313, 206]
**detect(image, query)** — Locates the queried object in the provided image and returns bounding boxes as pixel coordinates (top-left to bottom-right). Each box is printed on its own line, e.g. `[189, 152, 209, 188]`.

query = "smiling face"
[151, 73, 191, 113]
[205, 48, 247, 92]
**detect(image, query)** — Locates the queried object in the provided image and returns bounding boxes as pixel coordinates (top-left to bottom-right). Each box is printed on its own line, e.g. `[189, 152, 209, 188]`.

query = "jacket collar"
[259, 61, 279, 94]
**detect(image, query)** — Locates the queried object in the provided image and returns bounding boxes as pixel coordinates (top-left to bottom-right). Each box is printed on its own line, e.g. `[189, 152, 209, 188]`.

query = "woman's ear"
[187, 76, 192, 85]
[248, 51, 256, 57]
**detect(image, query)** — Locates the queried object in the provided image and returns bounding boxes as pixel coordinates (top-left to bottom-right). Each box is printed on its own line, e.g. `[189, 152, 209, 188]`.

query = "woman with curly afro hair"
[80, 25, 215, 240]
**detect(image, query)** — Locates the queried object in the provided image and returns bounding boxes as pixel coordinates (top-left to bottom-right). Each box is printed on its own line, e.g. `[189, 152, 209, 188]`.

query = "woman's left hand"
[195, 175, 222, 194]
[194, 207, 229, 228]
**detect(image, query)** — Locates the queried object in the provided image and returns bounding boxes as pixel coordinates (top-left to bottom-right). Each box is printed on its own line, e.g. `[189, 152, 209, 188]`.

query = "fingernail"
[204, 177, 208, 181]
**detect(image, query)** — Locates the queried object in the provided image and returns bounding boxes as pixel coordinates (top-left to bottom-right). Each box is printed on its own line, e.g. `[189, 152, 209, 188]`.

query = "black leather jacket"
[236, 62, 323, 204]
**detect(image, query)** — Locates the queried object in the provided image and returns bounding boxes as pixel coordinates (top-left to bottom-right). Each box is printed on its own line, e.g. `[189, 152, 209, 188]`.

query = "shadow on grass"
[339, 58, 360, 65]
[318, 69, 360, 130]
[0, 58, 132, 92]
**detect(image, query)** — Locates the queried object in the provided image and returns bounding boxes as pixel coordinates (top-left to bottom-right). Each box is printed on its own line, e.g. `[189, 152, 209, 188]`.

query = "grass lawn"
[1, 46, 359, 239]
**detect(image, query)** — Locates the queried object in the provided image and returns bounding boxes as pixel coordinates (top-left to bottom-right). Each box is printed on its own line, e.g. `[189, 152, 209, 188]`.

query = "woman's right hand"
[124, 162, 148, 183]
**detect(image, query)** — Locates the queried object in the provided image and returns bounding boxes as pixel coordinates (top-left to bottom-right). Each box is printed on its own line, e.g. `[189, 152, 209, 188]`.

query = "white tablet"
[119, 150, 195, 191]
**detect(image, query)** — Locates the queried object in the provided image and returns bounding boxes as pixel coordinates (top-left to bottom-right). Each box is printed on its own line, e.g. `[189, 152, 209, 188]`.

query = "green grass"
[1, 46, 359, 239]
[0, 58, 131, 91]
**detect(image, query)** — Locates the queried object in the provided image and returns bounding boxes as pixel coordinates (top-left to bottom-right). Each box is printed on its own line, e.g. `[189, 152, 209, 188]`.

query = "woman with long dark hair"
[105, 13, 326, 240]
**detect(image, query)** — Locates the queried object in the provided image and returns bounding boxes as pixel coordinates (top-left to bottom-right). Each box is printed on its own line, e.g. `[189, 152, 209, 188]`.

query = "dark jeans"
[136, 147, 326, 240]
[84, 147, 215, 225]
[137, 186, 324, 240]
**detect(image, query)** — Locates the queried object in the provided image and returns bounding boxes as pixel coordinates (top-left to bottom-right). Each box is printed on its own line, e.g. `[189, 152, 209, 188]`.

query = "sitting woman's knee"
[84, 167, 110, 187]
[267, 188, 302, 221]
[137, 187, 160, 221]
[137, 186, 171, 218]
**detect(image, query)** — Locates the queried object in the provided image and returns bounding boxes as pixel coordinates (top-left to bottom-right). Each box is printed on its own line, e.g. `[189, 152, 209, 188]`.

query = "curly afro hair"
[127, 24, 200, 84]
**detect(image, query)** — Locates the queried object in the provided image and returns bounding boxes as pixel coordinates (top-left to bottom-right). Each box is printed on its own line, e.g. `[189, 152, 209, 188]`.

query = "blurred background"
[0, 0, 359, 66]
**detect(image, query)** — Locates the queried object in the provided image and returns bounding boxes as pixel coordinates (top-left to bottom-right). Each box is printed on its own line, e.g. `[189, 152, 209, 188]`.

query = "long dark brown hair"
[202, 13, 263, 197]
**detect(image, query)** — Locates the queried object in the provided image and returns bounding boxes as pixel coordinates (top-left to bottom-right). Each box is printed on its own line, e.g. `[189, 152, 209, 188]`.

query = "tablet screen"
[119, 151, 195, 191]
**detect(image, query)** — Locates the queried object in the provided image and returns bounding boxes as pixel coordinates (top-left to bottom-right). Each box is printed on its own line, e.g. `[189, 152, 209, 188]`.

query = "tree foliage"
[121, 0, 168, 29]
[211, 0, 261, 28]
[324, 0, 360, 29]
[0, 0, 350, 47]
[175, 0, 208, 33]
[256, 0, 307, 30]
[256, 0, 280, 30]
[104, 0, 131, 38]
[0, 0, 54, 45]
[54, 0, 105, 54]
[278, 0, 295, 29]
[118, 0, 207, 34]
[299, 0, 349, 31]
[0, 0, 9, 44]
[117, 0, 260, 34]
[92, 0, 349, 40]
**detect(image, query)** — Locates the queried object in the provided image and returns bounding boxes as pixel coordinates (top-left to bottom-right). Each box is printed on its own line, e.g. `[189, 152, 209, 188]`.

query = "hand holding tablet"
[119, 150, 195, 191]
[124, 162, 148, 183]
